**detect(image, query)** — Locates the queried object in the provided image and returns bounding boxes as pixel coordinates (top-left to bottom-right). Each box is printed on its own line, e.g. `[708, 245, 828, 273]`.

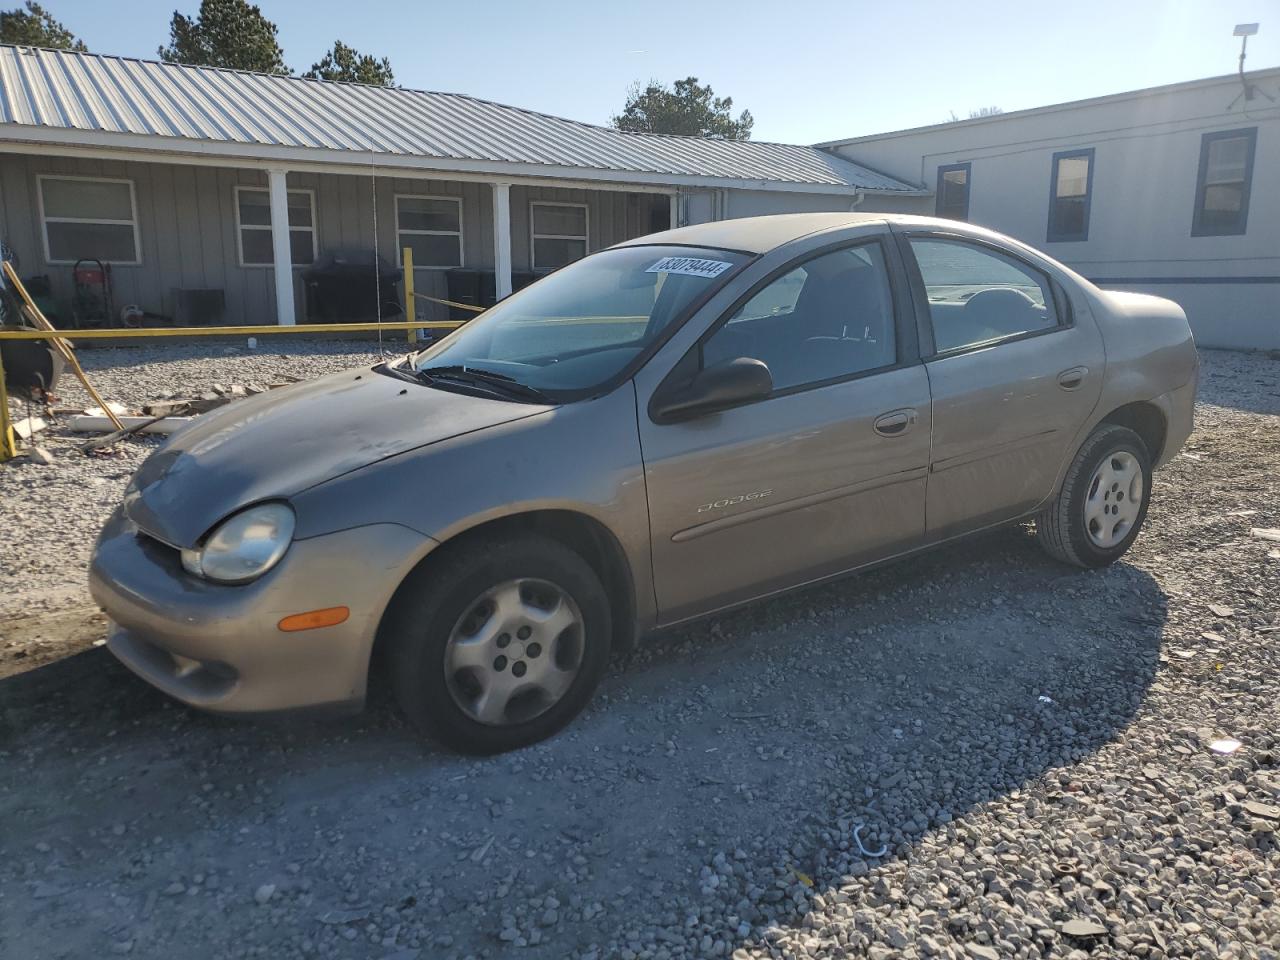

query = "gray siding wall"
[0, 153, 667, 326]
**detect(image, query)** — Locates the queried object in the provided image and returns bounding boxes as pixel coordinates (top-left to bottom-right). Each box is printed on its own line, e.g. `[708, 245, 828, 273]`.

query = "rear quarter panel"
[1066, 288, 1198, 471]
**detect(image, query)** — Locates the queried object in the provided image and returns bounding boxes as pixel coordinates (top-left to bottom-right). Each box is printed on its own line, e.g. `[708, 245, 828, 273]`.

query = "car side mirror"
[651, 357, 773, 423]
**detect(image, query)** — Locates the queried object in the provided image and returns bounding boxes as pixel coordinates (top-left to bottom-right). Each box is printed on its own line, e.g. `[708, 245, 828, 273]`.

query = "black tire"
[1037, 424, 1152, 568]
[384, 533, 611, 754]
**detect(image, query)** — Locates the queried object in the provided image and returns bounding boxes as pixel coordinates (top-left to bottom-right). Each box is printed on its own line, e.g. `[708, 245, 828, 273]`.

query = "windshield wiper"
[415, 364, 551, 403]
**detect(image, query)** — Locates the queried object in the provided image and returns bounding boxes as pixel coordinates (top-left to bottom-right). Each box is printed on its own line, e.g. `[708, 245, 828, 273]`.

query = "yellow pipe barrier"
[0, 342, 15, 461]
[411, 291, 486, 314]
[0, 320, 462, 341]
[403, 246, 417, 346]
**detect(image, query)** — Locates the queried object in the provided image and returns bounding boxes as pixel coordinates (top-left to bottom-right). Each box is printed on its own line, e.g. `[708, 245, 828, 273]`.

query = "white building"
[819, 68, 1280, 350]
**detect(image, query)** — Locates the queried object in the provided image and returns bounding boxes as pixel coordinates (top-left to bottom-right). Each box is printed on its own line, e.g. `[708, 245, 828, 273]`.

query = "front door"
[901, 234, 1105, 540]
[637, 240, 932, 623]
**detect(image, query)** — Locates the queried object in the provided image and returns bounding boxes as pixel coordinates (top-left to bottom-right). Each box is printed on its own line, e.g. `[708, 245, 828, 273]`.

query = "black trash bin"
[304, 249, 402, 323]
[1, 324, 64, 399]
[444, 269, 483, 321]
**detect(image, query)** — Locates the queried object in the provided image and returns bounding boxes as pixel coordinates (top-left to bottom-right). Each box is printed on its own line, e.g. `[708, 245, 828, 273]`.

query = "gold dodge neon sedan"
[91, 214, 1197, 753]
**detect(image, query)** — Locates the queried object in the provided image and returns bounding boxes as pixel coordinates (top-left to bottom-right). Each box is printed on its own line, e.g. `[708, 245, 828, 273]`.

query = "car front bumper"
[89, 507, 434, 714]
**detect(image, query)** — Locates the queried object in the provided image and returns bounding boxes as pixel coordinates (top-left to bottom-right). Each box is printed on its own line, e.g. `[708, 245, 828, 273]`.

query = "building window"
[1047, 148, 1094, 242]
[235, 186, 317, 267]
[935, 163, 970, 221]
[395, 195, 463, 268]
[38, 176, 140, 265]
[531, 202, 588, 270]
[1192, 127, 1257, 237]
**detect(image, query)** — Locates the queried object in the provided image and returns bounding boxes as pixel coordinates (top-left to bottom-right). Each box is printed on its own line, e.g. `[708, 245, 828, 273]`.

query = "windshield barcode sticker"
[646, 257, 733, 279]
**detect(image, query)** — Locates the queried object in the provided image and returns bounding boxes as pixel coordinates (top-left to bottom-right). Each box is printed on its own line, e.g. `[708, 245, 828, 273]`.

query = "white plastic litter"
[852, 824, 888, 858]
[1209, 738, 1242, 754]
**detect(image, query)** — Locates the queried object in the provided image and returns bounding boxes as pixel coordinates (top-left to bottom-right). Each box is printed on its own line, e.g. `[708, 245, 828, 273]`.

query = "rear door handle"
[1058, 366, 1088, 390]
[873, 408, 917, 437]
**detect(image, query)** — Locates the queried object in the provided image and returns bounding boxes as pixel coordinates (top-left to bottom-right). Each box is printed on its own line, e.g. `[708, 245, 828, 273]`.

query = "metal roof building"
[0, 45, 916, 193]
[0, 45, 922, 326]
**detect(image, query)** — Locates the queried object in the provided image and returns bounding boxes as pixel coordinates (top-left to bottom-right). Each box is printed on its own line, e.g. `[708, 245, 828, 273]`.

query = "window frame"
[934, 162, 972, 221]
[530, 201, 590, 271]
[664, 236, 918, 409]
[234, 185, 318, 268]
[394, 193, 464, 269]
[1046, 147, 1095, 243]
[37, 174, 142, 266]
[896, 229, 1074, 361]
[1191, 127, 1257, 238]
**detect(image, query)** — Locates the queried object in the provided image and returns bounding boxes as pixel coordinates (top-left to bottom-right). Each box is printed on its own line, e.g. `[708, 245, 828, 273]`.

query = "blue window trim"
[1191, 127, 1257, 237]
[1046, 147, 1095, 243]
[935, 162, 971, 221]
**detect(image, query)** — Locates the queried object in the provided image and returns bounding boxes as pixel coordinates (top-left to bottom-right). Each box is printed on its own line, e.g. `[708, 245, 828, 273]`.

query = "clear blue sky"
[55, 0, 1280, 143]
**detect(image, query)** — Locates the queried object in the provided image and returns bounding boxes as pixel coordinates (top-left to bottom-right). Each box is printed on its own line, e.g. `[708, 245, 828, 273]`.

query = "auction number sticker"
[646, 256, 734, 279]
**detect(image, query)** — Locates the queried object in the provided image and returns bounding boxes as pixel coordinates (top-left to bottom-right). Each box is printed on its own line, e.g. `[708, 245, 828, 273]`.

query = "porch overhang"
[0, 127, 932, 198]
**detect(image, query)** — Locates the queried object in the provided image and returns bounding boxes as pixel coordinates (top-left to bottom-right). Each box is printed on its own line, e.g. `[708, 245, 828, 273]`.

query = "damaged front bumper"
[89, 507, 433, 714]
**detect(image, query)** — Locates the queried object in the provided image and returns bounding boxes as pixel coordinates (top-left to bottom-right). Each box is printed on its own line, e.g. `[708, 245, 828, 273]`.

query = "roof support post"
[491, 181, 512, 300]
[669, 191, 679, 229]
[268, 167, 296, 325]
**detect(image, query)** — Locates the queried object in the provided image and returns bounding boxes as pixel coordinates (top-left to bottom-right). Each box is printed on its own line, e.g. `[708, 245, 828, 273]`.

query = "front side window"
[1047, 148, 1094, 242]
[236, 187, 316, 266]
[412, 245, 749, 398]
[909, 238, 1060, 353]
[396, 195, 463, 268]
[701, 244, 896, 392]
[1192, 128, 1257, 237]
[39, 176, 140, 264]
[935, 163, 971, 220]
[531, 202, 588, 270]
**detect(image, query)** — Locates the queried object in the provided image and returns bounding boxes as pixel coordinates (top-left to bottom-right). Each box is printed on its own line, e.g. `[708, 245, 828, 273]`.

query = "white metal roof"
[816, 66, 1280, 148]
[0, 45, 922, 194]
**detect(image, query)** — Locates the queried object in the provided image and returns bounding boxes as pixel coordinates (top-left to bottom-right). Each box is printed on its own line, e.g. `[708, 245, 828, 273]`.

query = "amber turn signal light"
[277, 606, 350, 632]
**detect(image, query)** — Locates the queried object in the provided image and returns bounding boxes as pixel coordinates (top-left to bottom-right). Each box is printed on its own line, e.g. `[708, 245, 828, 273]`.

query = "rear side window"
[702, 243, 896, 392]
[909, 238, 1060, 353]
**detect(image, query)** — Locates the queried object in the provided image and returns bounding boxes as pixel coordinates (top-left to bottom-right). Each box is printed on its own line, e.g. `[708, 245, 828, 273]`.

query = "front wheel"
[1037, 424, 1152, 568]
[384, 534, 612, 754]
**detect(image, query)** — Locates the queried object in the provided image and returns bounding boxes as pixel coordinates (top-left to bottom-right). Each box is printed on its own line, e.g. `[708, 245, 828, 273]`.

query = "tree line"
[0, 0, 396, 86]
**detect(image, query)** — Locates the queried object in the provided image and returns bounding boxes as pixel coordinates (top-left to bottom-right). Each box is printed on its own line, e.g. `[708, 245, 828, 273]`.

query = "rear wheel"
[385, 534, 611, 754]
[1037, 424, 1152, 568]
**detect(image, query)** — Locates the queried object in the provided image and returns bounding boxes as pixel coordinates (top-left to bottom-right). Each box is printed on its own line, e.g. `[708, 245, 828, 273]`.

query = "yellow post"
[0, 342, 16, 462]
[403, 246, 417, 345]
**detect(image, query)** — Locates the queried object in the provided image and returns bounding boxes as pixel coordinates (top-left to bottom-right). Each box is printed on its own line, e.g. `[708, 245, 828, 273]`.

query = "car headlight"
[181, 503, 295, 584]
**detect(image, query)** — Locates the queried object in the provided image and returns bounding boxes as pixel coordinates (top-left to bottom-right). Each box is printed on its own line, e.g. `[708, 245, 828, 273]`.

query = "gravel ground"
[1, 344, 1278, 960]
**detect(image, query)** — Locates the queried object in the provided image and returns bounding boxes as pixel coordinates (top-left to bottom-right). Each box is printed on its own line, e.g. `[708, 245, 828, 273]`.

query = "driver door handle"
[1058, 366, 1088, 390]
[873, 408, 917, 437]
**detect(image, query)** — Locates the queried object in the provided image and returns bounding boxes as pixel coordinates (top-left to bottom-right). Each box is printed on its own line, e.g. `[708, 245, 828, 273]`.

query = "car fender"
[289, 383, 658, 630]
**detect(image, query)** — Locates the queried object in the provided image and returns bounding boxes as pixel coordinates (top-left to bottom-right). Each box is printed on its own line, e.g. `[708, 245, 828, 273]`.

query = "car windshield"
[410, 245, 751, 399]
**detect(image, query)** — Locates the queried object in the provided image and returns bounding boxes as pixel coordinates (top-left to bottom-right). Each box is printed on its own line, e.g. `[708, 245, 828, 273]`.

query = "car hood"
[123, 365, 550, 548]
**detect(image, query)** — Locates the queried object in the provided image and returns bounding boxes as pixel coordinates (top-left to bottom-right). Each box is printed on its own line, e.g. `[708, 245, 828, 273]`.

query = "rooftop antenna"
[1228, 23, 1273, 108]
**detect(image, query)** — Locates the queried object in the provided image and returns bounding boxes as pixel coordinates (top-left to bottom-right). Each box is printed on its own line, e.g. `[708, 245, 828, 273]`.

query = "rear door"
[635, 234, 931, 624]
[897, 230, 1104, 540]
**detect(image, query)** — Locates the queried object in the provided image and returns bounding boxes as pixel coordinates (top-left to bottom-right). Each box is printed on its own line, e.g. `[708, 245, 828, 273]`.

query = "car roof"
[615, 212, 978, 255]
[614, 212, 880, 254]
[614, 213, 1075, 264]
